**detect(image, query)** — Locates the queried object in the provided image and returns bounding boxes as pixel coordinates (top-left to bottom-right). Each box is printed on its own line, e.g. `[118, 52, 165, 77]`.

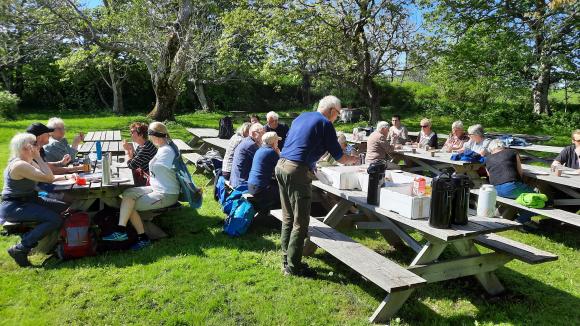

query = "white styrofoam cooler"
[379, 186, 431, 219]
[319, 166, 363, 189]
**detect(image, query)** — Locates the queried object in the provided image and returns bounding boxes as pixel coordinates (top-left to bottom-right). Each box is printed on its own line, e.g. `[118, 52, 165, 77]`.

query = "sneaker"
[283, 263, 316, 278]
[130, 239, 151, 251]
[7, 245, 32, 267]
[102, 232, 128, 241]
[281, 261, 288, 272]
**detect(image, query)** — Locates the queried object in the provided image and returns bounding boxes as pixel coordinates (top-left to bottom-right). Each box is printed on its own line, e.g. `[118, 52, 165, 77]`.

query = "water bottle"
[96, 141, 102, 160]
[102, 152, 112, 185]
[477, 185, 497, 218]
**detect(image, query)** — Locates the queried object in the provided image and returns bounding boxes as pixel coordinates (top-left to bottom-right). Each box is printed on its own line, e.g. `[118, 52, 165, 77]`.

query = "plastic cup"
[411, 148, 416, 154]
[554, 169, 562, 177]
[76, 177, 87, 186]
[430, 151, 435, 157]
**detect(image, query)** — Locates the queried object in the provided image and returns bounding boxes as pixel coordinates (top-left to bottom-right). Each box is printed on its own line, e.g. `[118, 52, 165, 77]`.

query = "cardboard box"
[379, 186, 431, 219]
[320, 166, 362, 190]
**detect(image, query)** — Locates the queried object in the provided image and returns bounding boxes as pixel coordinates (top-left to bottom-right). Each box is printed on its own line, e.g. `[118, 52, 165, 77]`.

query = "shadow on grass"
[536, 219, 580, 250]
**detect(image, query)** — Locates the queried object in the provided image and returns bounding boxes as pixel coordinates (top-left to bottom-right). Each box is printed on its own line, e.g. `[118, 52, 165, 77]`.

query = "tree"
[421, 0, 579, 115]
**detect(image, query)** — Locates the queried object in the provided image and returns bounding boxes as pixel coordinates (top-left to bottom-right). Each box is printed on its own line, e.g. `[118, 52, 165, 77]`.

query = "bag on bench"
[218, 116, 234, 139]
[169, 141, 203, 209]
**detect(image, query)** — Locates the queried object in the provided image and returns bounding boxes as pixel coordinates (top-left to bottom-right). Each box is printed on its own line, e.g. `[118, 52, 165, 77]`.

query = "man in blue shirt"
[276, 95, 358, 277]
[248, 132, 281, 211]
[264, 111, 289, 150]
[230, 123, 265, 188]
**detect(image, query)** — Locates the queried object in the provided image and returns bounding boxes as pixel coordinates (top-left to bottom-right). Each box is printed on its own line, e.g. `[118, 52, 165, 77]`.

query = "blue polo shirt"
[281, 111, 343, 169]
[230, 137, 259, 188]
[248, 146, 279, 191]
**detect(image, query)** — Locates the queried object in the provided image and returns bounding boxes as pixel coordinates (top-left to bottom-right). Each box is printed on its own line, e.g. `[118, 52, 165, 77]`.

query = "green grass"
[0, 110, 579, 325]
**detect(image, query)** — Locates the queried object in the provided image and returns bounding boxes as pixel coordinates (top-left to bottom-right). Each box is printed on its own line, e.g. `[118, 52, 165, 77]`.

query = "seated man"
[222, 122, 251, 180]
[551, 129, 580, 171]
[318, 132, 354, 166]
[27, 123, 84, 175]
[366, 121, 393, 164]
[442, 120, 469, 152]
[387, 114, 408, 147]
[123, 122, 157, 186]
[264, 111, 289, 150]
[43, 117, 84, 162]
[230, 123, 265, 188]
[248, 132, 281, 210]
[462, 124, 491, 156]
[416, 118, 438, 149]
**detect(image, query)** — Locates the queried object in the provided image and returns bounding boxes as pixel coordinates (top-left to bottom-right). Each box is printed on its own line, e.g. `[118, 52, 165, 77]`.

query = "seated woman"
[442, 120, 469, 152]
[43, 117, 84, 163]
[247, 132, 282, 210]
[222, 122, 251, 180]
[123, 122, 158, 186]
[462, 124, 491, 156]
[0, 133, 69, 267]
[485, 139, 536, 230]
[416, 118, 438, 149]
[551, 129, 580, 172]
[103, 122, 180, 250]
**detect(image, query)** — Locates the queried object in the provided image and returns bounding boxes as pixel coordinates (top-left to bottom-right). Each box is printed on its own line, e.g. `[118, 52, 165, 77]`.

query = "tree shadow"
[535, 219, 580, 251]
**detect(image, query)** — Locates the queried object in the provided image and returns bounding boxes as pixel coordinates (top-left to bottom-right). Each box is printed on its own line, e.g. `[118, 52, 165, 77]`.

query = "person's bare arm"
[337, 154, 358, 165]
[11, 161, 61, 183]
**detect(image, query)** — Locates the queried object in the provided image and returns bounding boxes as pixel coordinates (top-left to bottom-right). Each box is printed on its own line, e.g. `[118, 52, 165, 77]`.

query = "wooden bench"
[474, 233, 557, 264]
[470, 189, 580, 228]
[270, 209, 426, 323]
[172, 139, 194, 153]
[182, 153, 204, 170]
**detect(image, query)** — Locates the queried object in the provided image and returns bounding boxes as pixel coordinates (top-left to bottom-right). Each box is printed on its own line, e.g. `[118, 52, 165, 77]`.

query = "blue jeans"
[494, 181, 534, 223]
[0, 196, 68, 250]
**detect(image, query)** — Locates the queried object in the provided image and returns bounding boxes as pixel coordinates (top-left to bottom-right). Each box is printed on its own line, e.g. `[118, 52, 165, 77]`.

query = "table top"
[510, 144, 564, 154]
[78, 141, 124, 154]
[313, 180, 520, 242]
[52, 156, 134, 192]
[522, 164, 580, 189]
[186, 128, 219, 138]
[203, 137, 230, 150]
[395, 148, 483, 167]
[84, 130, 122, 142]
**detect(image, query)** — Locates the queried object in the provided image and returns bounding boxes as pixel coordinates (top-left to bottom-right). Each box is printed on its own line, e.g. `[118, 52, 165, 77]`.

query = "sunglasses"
[573, 138, 580, 143]
[420, 125, 429, 128]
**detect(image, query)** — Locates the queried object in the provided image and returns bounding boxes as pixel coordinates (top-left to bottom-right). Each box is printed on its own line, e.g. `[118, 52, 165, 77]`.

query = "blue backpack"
[169, 142, 203, 209]
[223, 198, 256, 237]
[222, 185, 248, 214]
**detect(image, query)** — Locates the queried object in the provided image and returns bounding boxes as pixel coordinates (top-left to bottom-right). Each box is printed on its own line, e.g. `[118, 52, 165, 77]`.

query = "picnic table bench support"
[453, 239, 506, 295]
[369, 289, 414, 324]
[359, 206, 416, 251]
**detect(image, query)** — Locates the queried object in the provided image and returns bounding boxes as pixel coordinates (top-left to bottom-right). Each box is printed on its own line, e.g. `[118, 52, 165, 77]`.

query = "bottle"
[83, 155, 91, 172]
[96, 141, 102, 160]
[413, 176, 426, 196]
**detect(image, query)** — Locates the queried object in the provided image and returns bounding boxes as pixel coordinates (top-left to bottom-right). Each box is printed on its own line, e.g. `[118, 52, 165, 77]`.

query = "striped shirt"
[127, 140, 157, 172]
[222, 133, 244, 174]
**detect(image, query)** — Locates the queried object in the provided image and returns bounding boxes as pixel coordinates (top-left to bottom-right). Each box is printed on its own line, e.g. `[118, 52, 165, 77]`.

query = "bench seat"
[270, 209, 425, 293]
[172, 139, 194, 153]
[474, 233, 558, 264]
[470, 189, 580, 228]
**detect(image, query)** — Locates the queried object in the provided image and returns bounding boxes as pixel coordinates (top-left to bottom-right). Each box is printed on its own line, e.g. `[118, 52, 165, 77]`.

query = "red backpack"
[56, 211, 97, 260]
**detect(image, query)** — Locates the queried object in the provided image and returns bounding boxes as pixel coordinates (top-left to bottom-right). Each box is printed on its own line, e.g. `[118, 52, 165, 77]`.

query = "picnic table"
[509, 144, 564, 163]
[78, 130, 124, 155]
[198, 137, 230, 153]
[186, 128, 219, 148]
[53, 155, 134, 211]
[299, 178, 556, 322]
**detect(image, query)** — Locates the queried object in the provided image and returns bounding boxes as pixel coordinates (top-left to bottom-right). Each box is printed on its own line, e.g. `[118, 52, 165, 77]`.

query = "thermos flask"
[366, 160, 386, 205]
[477, 185, 497, 217]
[428, 171, 454, 228]
[451, 173, 471, 225]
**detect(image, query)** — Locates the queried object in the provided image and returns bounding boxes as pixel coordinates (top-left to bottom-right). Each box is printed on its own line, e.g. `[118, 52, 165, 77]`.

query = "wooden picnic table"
[53, 155, 134, 210]
[186, 128, 219, 148]
[78, 130, 124, 155]
[83, 130, 122, 142]
[309, 179, 556, 322]
[198, 137, 230, 153]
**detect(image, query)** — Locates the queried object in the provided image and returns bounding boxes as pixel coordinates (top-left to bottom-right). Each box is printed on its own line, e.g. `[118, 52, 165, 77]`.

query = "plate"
[53, 179, 76, 186]
[390, 170, 404, 173]
[562, 170, 580, 176]
[110, 177, 130, 183]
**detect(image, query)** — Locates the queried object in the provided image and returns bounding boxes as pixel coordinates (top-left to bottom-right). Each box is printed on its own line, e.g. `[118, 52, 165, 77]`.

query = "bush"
[0, 91, 19, 120]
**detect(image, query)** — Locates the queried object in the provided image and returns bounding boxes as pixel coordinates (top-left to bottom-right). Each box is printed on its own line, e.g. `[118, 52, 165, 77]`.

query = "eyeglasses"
[332, 107, 341, 115]
[420, 125, 429, 128]
[130, 130, 138, 134]
[573, 138, 580, 143]
[54, 127, 65, 131]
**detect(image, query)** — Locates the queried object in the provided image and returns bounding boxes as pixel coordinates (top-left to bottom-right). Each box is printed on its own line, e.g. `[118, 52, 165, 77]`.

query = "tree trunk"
[532, 62, 551, 115]
[193, 79, 210, 111]
[301, 71, 311, 107]
[148, 82, 177, 121]
[109, 61, 124, 114]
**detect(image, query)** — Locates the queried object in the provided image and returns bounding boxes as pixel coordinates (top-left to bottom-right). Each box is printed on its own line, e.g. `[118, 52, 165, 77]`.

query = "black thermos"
[451, 173, 470, 225]
[428, 172, 454, 229]
[367, 160, 386, 205]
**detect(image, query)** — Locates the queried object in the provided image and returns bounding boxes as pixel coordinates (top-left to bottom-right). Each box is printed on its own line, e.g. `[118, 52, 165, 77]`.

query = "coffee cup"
[411, 148, 416, 154]
[430, 151, 435, 157]
[554, 169, 562, 177]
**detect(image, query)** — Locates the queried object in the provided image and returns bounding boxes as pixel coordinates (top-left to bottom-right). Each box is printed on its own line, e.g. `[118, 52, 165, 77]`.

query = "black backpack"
[218, 116, 234, 139]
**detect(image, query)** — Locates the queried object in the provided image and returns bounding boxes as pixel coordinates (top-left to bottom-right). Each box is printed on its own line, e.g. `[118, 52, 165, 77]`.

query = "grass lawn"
[0, 109, 579, 325]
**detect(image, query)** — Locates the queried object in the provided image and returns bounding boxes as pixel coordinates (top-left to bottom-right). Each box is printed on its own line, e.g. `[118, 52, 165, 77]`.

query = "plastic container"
[477, 184, 497, 217]
[413, 177, 426, 196]
[96, 141, 102, 160]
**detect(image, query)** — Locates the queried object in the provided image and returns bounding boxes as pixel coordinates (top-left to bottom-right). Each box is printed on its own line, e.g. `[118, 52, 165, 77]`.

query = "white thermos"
[477, 184, 497, 217]
[102, 152, 112, 185]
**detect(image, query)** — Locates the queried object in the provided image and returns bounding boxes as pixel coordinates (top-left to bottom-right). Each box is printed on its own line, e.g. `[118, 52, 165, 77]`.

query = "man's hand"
[60, 154, 71, 166]
[73, 133, 84, 146]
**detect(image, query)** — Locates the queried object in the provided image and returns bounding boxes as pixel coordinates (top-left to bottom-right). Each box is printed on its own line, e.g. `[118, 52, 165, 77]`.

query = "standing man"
[388, 114, 408, 147]
[264, 111, 289, 150]
[276, 95, 358, 277]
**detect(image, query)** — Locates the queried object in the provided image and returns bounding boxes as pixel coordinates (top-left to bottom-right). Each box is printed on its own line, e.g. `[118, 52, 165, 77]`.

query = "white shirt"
[463, 138, 491, 156]
[148, 144, 180, 194]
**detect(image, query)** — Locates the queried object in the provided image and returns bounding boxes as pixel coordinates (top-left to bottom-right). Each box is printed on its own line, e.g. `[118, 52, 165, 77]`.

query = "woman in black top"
[485, 139, 535, 227]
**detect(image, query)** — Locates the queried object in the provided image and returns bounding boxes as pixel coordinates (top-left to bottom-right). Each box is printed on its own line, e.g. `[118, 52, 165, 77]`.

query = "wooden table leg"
[453, 239, 506, 295]
[410, 241, 448, 266]
[71, 198, 97, 211]
[369, 289, 414, 323]
[358, 206, 419, 251]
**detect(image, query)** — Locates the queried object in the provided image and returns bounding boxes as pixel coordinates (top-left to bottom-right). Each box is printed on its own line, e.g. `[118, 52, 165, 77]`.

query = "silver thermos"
[102, 152, 112, 185]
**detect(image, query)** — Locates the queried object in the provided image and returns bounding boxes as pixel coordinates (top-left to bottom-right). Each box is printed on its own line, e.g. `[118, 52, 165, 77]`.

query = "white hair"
[468, 124, 484, 136]
[238, 122, 251, 136]
[488, 139, 506, 153]
[262, 131, 280, 146]
[249, 123, 263, 134]
[420, 118, 432, 127]
[336, 131, 347, 145]
[266, 111, 279, 121]
[376, 121, 389, 131]
[317, 95, 341, 114]
[10, 133, 36, 159]
[452, 120, 464, 130]
[47, 117, 64, 129]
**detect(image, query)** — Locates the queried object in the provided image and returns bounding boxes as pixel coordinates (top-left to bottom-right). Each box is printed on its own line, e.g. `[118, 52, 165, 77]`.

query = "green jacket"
[516, 193, 548, 209]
